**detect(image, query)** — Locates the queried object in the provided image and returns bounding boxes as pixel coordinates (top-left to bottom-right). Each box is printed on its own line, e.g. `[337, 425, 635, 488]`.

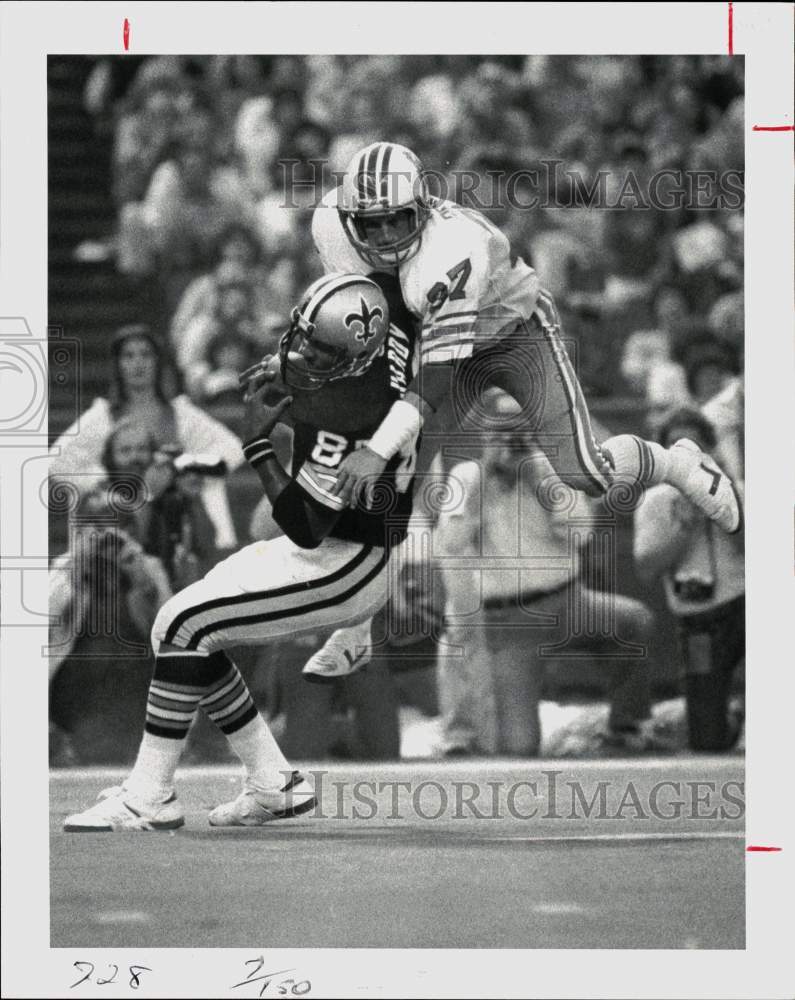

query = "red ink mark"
[123, 18, 130, 51]
[728, 2, 734, 55]
[746, 845, 783, 852]
[752, 125, 794, 132]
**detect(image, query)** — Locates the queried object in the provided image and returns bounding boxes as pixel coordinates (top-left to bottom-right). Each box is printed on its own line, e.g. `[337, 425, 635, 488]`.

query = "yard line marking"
[95, 911, 149, 924]
[532, 903, 585, 914]
[477, 831, 742, 845]
[50, 756, 746, 781]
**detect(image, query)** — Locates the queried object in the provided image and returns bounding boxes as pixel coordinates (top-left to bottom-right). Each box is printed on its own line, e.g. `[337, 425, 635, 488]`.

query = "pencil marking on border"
[123, 18, 130, 52]
[728, 2, 734, 55]
[746, 845, 782, 852]
[752, 125, 794, 132]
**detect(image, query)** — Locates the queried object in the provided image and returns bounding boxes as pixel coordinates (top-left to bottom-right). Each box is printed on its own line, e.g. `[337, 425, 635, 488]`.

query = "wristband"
[367, 399, 423, 461]
[242, 436, 276, 470]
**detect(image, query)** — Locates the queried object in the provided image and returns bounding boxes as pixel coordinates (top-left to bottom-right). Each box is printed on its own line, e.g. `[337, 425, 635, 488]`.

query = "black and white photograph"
[1, 3, 793, 998]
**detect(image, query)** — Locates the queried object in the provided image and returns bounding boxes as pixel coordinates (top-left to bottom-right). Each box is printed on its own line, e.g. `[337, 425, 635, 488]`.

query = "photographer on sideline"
[634, 406, 745, 751]
[100, 417, 225, 589]
[49, 490, 173, 764]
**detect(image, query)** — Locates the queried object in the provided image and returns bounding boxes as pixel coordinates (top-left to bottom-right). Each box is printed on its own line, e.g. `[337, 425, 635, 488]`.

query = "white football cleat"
[208, 771, 317, 827]
[671, 438, 742, 534]
[63, 784, 184, 832]
[302, 619, 372, 684]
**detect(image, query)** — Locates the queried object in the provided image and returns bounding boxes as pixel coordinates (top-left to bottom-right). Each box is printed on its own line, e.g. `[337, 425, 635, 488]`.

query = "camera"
[673, 577, 715, 602]
[156, 445, 228, 478]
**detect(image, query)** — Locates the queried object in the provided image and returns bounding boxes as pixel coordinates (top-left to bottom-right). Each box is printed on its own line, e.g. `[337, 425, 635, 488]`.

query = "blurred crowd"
[79, 54, 744, 405]
[49, 55, 745, 765]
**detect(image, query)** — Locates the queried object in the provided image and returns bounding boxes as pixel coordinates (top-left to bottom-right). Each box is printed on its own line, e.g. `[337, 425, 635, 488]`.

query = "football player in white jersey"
[312, 141, 742, 535]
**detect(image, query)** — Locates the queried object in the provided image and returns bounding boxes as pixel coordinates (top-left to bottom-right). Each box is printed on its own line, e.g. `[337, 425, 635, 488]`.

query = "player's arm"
[332, 243, 490, 505]
[241, 375, 341, 549]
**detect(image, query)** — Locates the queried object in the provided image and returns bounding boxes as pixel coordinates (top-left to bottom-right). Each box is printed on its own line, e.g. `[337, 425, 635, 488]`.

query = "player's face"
[358, 209, 415, 250]
[117, 337, 158, 392]
[294, 336, 342, 373]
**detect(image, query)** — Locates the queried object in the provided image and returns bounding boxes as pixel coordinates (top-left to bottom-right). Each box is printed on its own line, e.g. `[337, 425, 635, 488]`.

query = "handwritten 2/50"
[232, 959, 311, 997]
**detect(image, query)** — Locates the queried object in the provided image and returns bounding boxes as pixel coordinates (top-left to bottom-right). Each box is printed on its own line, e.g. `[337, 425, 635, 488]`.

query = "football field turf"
[51, 756, 744, 950]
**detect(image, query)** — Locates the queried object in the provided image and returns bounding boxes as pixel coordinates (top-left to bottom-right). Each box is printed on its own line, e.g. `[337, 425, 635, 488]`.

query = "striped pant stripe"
[533, 289, 612, 495]
[163, 545, 375, 648]
[184, 546, 389, 651]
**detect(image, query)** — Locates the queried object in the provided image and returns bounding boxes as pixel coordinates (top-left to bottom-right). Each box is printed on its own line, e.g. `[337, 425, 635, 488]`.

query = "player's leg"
[64, 536, 391, 830]
[471, 289, 741, 532]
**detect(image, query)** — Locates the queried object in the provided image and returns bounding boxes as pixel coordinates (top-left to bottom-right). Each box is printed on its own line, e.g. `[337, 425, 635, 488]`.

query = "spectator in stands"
[111, 57, 189, 205]
[434, 391, 655, 757]
[634, 406, 744, 751]
[621, 285, 694, 422]
[118, 130, 255, 312]
[681, 337, 741, 406]
[49, 324, 244, 550]
[176, 260, 271, 400]
[170, 223, 270, 345]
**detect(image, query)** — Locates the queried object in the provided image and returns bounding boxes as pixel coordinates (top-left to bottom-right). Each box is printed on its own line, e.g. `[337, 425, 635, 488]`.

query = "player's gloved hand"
[331, 446, 388, 509]
[242, 376, 293, 442]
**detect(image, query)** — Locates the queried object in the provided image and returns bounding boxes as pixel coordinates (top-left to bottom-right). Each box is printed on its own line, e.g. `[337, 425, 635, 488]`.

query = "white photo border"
[1, 2, 793, 997]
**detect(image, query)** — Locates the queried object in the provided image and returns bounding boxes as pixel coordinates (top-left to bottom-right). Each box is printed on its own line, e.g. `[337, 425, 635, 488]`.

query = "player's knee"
[151, 597, 181, 654]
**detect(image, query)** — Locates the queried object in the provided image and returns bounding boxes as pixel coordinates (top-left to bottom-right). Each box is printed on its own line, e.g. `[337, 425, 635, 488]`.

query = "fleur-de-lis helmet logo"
[344, 296, 384, 345]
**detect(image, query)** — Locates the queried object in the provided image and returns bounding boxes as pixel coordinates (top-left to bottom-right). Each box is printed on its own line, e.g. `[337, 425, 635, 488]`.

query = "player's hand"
[242, 376, 293, 441]
[331, 446, 388, 508]
[239, 354, 290, 401]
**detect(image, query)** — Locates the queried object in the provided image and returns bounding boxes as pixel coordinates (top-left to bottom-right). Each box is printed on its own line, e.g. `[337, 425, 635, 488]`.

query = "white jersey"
[312, 187, 540, 365]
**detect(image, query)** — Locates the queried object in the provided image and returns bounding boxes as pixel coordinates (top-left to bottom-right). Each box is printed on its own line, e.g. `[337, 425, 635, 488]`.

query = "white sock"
[603, 434, 671, 487]
[225, 713, 292, 793]
[126, 732, 186, 800]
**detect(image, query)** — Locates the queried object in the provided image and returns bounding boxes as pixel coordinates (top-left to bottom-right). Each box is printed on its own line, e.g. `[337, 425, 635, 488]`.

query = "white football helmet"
[279, 273, 390, 390]
[337, 142, 431, 268]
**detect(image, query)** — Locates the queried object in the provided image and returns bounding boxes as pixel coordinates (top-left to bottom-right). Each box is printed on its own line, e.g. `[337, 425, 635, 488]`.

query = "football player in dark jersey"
[64, 273, 419, 831]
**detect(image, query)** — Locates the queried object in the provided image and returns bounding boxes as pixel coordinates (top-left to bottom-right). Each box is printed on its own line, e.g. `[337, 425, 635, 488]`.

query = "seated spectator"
[169, 222, 273, 345]
[634, 406, 744, 751]
[177, 260, 273, 399]
[49, 324, 244, 550]
[703, 374, 744, 484]
[621, 285, 695, 422]
[434, 391, 655, 757]
[118, 135, 253, 311]
[111, 57, 189, 206]
[201, 332, 256, 405]
[681, 337, 741, 406]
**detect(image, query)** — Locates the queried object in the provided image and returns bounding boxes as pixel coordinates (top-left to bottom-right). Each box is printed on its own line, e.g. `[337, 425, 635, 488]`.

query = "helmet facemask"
[339, 203, 429, 269]
[279, 306, 384, 392]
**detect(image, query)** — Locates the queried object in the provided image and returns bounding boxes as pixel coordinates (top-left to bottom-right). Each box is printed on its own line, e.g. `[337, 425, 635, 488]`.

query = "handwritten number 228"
[71, 962, 151, 989]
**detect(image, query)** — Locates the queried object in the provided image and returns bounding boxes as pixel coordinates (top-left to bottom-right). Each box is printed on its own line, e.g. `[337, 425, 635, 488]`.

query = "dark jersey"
[283, 274, 419, 551]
